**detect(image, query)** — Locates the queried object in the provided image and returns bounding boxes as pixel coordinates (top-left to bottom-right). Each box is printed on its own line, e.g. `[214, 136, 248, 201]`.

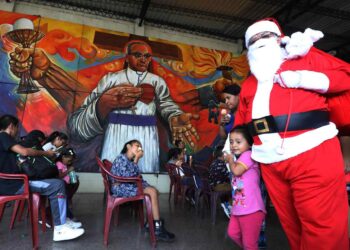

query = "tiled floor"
[0, 193, 289, 250]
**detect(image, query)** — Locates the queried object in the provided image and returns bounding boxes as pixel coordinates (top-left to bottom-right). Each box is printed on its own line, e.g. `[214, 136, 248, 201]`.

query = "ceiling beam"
[289, 0, 327, 20]
[270, 0, 298, 22]
[149, 1, 252, 25]
[138, 0, 151, 26]
[312, 6, 350, 20]
[145, 17, 241, 41]
[251, 0, 350, 20]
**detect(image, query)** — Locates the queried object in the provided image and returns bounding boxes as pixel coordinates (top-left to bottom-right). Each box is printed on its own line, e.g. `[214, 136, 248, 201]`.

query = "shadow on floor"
[0, 193, 289, 250]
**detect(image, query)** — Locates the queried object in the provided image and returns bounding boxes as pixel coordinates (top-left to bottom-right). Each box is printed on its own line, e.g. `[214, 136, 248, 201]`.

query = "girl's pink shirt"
[231, 150, 266, 215]
[56, 161, 70, 184]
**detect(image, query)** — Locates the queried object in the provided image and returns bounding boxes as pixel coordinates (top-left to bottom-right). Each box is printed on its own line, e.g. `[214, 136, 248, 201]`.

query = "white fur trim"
[298, 70, 329, 93]
[223, 135, 230, 154]
[251, 123, 338, 164]
[252, 80, 274, 118]
[245, 20, 281, 47]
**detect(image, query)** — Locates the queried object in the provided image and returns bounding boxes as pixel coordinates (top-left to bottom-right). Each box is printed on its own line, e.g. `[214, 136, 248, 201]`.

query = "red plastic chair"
[96, 157, 156, 247]
[165, 163, 195, 206]
[10, 196, 50, 232]
[164, 163, 183, 205]
[164, 163, 177, 203]
[103, 159, 113, 171]
[0, 173, 40, 249]
[192, 164, 231, 224]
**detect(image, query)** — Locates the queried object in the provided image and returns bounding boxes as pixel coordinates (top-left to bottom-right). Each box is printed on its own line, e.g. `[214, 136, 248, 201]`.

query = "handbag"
[18, 154, 58, 180]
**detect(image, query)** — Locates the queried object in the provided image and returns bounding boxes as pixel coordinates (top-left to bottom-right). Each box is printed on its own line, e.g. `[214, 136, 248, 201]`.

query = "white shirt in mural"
[67, 67, 183, 172]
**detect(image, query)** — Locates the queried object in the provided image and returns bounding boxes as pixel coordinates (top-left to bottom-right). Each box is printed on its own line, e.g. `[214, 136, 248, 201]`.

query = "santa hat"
[245, 18, 282, 48]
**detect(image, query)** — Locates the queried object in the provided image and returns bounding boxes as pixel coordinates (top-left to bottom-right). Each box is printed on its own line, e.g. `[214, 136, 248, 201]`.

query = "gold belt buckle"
[253, 118, 269, 133]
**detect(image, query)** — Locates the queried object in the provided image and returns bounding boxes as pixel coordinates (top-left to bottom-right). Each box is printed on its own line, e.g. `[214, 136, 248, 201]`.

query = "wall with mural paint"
[0, 9, 249, 173]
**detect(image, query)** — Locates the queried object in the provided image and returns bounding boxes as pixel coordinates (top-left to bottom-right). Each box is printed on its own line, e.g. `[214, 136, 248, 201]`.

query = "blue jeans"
[16, 178, 67, 226]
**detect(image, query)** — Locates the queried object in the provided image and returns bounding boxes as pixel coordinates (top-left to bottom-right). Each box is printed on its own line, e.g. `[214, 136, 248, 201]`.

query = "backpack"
[18, 154, 58, 180]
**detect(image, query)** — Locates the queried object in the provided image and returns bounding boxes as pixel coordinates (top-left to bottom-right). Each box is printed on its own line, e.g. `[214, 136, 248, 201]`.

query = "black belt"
[247, 110, 330, 137]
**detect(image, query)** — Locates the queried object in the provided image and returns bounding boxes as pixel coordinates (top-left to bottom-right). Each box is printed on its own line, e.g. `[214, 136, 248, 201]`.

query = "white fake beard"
[247, 38, 284, 82]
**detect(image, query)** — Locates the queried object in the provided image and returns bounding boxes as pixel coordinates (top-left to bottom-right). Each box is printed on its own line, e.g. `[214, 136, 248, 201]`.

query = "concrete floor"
[0, 193, 289, 250]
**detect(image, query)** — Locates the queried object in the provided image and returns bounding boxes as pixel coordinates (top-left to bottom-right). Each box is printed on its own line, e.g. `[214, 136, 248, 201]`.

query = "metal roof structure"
[17, 0, 350, 61]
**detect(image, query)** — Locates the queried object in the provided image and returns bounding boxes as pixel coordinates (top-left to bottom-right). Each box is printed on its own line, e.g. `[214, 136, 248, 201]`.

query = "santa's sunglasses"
[248, 31, 278, 47]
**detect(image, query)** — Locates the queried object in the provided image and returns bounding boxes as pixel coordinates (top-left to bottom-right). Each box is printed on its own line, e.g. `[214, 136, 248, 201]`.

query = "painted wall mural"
[0, 10, 249, 173]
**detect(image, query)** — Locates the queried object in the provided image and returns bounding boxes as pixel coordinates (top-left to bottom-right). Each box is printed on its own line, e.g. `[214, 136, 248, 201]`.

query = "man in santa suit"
[235, 18, 350, 250]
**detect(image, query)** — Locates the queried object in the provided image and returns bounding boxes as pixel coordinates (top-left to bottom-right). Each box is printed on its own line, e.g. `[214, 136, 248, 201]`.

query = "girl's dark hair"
[121, 139, 141, 154]
[230, 125, 253, 146]
[213, 145, 224, 159]
[168, 147, 183, 160]
[0, 114, 19, 130]
[174, 139, 183, 147]
[45, 131, 68, 144]
[56, 147, 76, 162]
[20, 130, 46, 149]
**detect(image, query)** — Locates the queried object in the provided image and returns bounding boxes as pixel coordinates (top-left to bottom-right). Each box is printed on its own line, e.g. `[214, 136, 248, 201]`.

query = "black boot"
[143, 218, 166, 232]
[154, 219, 175, 242]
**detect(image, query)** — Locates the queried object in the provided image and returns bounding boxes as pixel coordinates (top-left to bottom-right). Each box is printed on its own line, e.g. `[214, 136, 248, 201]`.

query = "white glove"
[274, 70, 329, 93]
[282, 28, 324, 59]
[274, 71, 302, 88]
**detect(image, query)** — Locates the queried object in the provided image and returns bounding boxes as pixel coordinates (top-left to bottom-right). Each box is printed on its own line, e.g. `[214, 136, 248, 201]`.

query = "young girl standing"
[225, 125, 266, 250]
[55, 148, 81, 226]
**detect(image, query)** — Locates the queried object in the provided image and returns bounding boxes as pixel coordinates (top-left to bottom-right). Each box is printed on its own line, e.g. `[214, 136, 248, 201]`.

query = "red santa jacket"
[235, 47, 350, 164]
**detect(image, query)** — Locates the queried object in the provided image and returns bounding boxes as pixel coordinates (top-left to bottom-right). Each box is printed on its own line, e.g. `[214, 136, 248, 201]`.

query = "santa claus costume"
[235, 18, 350, 250]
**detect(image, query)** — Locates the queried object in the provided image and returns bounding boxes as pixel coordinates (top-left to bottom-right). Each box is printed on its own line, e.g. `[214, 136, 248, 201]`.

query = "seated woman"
[42, 131, 68, 156]
[167, 148, 193, 181]
[174, 139, 192, 166]
[110, 139, 175, 242]
[167, 147, 195, 204]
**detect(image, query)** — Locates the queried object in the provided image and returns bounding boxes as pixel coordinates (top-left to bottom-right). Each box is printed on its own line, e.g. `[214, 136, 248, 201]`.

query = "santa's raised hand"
[282, 28, 324, 59]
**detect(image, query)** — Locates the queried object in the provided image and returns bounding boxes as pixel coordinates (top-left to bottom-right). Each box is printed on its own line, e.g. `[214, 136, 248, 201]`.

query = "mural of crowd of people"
[0, 10, 249, 173]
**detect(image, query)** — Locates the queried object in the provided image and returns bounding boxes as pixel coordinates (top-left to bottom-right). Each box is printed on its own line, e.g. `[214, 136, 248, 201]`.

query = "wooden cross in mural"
[93, 31, 183, 61]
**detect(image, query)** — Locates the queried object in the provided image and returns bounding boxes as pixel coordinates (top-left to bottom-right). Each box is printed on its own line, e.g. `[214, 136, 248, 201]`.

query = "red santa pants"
[261, 137, 349, 250]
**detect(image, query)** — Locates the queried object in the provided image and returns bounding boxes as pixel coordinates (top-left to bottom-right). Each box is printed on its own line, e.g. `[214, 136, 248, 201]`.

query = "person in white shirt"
[42, 131, 68, 154]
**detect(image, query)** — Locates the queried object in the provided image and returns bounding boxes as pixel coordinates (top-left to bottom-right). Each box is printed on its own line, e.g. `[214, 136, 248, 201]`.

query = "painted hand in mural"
[9, 47, 50, 80]
[97, 84, 143, 119]
[170, 113, 200, 147]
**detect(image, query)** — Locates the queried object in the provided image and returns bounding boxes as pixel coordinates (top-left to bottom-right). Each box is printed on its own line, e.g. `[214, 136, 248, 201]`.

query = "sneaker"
[221, 202, 231, 219]
[53, 224, 84, 241]
[66, 218, 82, 229]
[38, 220, 52, 229]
